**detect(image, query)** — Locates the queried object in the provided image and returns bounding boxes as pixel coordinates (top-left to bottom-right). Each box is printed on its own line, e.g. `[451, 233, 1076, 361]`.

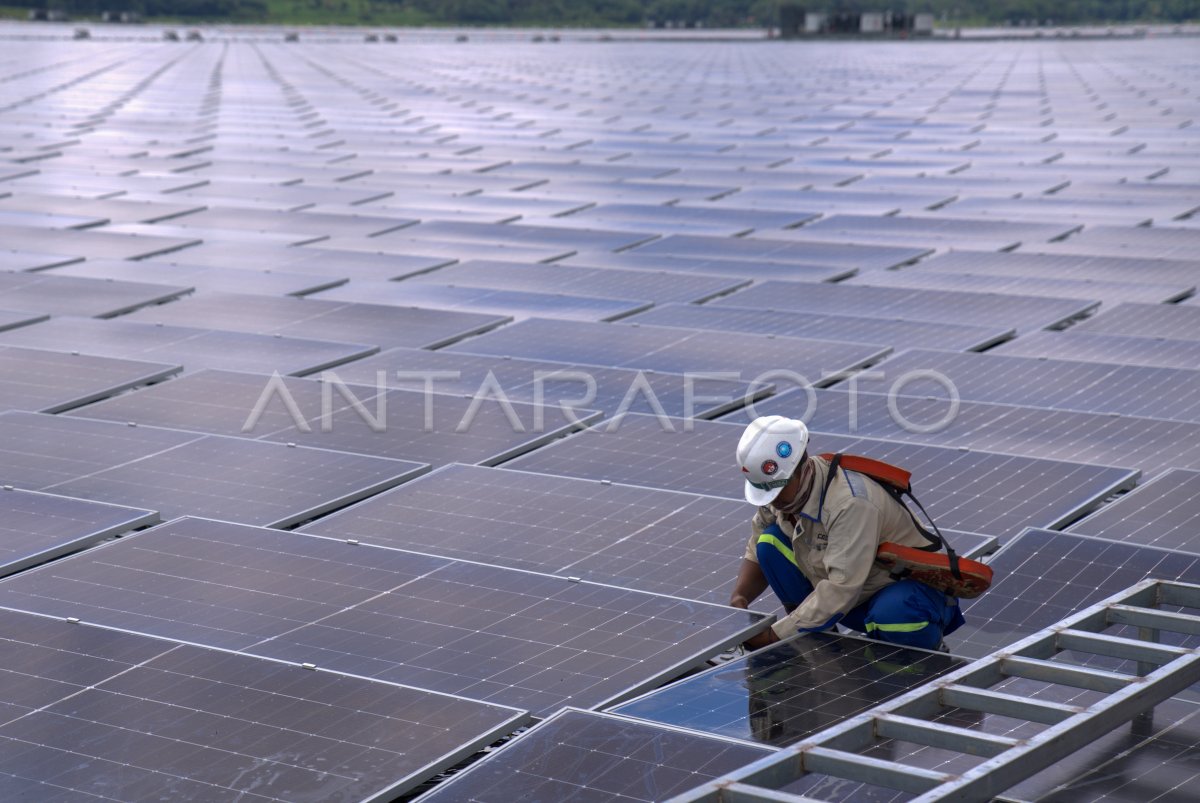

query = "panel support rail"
[666, 579, 1200, 803]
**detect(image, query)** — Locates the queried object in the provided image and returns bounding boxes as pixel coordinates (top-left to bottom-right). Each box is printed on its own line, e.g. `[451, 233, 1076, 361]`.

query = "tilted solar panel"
[1067, 469, 1200, 554]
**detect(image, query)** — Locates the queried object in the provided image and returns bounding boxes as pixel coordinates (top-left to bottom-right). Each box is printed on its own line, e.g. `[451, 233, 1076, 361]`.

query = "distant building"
[780, 5, 934, 38]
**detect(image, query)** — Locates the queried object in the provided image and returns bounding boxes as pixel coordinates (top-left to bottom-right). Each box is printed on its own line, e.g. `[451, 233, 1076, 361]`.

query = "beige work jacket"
[744, 455, 931, 639]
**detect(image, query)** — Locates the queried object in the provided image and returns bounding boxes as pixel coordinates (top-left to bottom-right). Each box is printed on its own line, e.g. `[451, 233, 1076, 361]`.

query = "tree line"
[16, 0, 1197, 26]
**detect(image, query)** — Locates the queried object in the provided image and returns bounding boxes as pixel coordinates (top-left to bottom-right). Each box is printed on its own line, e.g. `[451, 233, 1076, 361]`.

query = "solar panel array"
[1, 30, 1198, 802]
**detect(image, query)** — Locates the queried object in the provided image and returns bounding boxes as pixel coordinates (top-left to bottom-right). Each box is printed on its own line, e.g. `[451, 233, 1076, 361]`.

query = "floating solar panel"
[168, 206, 417, 238]
[413, 708, 772, 803]
[312, 281, 653, 323]
[0, 488, 157, 576]
[0, 411, 428, 527]
[1037, 224, 1200, 260]
[884, 249, 1200, 287]
[1072, 301, 1200, 342]
[0, 345, 180, 414]
[0, 317, 376, 377]
[107, 220, 331, 248]
[504, 414, 1137, 540]
[708, 187, 955, 216]
[46, 258, 348, 297]
[303, 463, 771, 603]
[992, 329, 1200, 371]
[0, 223, 199, 260]
[281, 248, 456, 281]
[760, 213, 1080, 251]
[953, 529, 1200, 660]
[626, 234, 929, 272]
[610, 632, 963, 747]
[864, 349, 1200, 424]
[734, 386, 1197, 480]
[318, 347, 763, 420]
[0, 272, 192, 318]
[558, 251, 854, 283]
[373, 219, 656, 253]
[1067, 469, 1200, 555]
[626, 303, 1012, 352]
[712, 282, 1097, 334]
[447, 318, 889, 387]
[406, 259, 750, 304]
[0, 249, 83, 272]
[554, 202, 817, 236]
[121, 292, 510, 350]
[0, 608, 527, 802]
[0, 517, 770, 716]
[847, 268, 1190, 309]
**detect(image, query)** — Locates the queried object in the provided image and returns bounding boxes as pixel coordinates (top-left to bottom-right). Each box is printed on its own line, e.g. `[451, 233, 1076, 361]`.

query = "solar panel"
[558, 250, 854, 282]
[1072, 301, 1200, 342]
[0, 311, 45, 335]
[0, 488, 158, 576]
[302, 463, 771, 603]
[626, 234, 930, 271]
[168, 206, 417, 238]
[553, 202, 818, 236]
[404, 259, 750, 304]
[953, 529, 1200, 660]
[609, 632, 963, 747]
[504, 414, 1137, 540]
[0, 608, 527, 802]
[372, 219, 657, 253]
[847, 268, 1190, 308]
[991, 329, 1200, 371]
[708, 187, 955, 215]
[0, 272, 192, 318]
[413, 708, 772, 803]
[0, 223, 199, 260]
[317, 347, 763, 420]
[281, 248, 456, 281]
[107, 220, 331, 248]
[863, 348, 1200, 424]
[761, 213, 1080, 251]
[0, 192, 204, 225]
[1036, 224, 1200, 260]
[626, 303, 1012, 352]
[711, 281, 1097, 334]
[0, 249, 82, 271]
[0, 411, 428, 527]
[0, 317, 377, 377]
[446, 318, 889, 387]
[0, 345, 180, 414]
[1067, 469, 1200, 554]
[121, 292, 510, 350]
[311, 281, 653, 323]
[736, 386, 1198, 480]
[0, 517, 770, 716]
[46, 258, 348, 297]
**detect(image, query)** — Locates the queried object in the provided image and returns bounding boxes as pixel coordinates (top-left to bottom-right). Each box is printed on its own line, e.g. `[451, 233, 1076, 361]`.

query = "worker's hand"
[743, 627, 779, 651]
[729, 595, 750, 609]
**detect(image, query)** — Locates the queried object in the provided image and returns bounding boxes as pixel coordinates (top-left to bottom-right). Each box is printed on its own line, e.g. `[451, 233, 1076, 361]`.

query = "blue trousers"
[756, 523, 964, 651]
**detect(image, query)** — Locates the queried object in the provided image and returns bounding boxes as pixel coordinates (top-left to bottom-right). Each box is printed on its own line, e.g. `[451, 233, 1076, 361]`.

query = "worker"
[729, 415, 965, 651]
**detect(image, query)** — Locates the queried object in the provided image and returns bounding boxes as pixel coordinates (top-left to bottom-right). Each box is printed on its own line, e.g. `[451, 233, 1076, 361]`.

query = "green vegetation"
[9, 0, 1197, 27]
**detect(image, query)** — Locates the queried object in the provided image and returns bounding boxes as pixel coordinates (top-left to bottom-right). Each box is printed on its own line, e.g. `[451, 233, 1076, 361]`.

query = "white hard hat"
[736, 415, 809, 506]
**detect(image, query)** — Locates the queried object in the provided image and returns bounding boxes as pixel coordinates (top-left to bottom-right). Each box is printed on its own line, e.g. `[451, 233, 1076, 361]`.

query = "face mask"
[771, 456, 815, 516]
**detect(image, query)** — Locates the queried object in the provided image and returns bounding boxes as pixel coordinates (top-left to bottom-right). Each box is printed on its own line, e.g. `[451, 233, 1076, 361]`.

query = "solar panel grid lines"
[859, 348, 1200, 425]
[0, 516, 772, 717]
[0, 487, 158, 577]
[0, 316, 379, 378]
[1067, 469, 1200, 554]
[119, 292, 512, 351]
[624, 302, 1015, 352]
[0, 410, 430, 528]
[505, 413, 1138, 540]
[710, 281, 1099, 334]
[608, 632, 964, 748]
[1072, 301, 1200, 342]
[410, 707, 774, 803]
[730, 386, 1198, 480]
[0, 607, 529, 803]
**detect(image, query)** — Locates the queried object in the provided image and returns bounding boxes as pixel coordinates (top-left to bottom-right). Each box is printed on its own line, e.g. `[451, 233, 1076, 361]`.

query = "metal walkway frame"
[666, 579, 1200, 803]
